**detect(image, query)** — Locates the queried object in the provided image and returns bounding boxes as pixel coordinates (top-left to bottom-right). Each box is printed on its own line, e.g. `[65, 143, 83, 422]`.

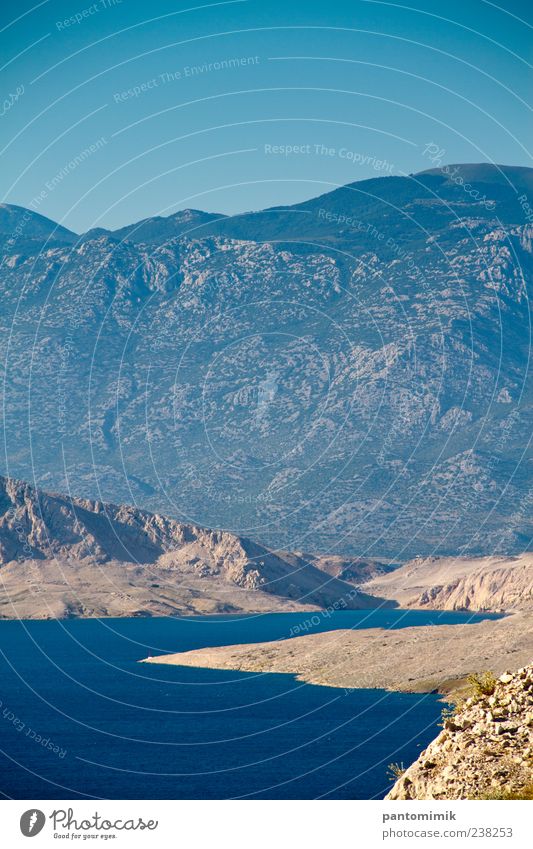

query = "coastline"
[140, 611, 532, 696]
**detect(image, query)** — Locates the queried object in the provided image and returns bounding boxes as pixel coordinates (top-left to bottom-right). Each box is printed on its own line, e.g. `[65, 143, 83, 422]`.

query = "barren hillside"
[142, 613, 533, 694]
[0, 475, 379, 618]
[364, 554, 533, 611]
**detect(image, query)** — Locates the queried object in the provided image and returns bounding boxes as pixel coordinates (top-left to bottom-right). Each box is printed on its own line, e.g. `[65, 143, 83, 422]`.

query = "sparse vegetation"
[439, 704, 457, 726]
[466, 670, 497, 698]
[472, 782, 533, 801]
[388, 665, 533, 800]
[440, 670, 498, 722]
[387, 762, 406, 781]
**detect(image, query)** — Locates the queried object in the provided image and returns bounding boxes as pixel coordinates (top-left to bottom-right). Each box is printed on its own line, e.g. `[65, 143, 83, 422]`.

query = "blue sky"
[1, 0, 531, 232]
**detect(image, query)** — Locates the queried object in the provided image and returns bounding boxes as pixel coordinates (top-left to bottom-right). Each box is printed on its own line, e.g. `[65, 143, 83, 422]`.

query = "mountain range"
[1, 163, 532, 559]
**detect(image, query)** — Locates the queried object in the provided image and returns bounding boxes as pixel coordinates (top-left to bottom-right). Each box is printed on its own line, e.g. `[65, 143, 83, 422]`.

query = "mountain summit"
[0, 203, 76, 252]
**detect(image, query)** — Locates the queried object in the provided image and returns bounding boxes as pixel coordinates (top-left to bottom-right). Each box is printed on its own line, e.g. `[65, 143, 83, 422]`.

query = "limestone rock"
[386, 665, 533, 799]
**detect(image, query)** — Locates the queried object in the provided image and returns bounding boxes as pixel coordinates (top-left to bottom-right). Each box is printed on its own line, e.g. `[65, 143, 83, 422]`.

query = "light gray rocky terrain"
[386, 665, 533, 800]
[141, 552, 533, 693]
[141, 613, 532, 694]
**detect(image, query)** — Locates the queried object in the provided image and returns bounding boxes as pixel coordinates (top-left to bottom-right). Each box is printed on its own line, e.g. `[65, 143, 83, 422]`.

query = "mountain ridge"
[3, 163, 531, 248]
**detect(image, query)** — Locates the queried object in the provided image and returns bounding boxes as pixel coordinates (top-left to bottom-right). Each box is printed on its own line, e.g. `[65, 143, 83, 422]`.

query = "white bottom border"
[1, 799, 531, 847]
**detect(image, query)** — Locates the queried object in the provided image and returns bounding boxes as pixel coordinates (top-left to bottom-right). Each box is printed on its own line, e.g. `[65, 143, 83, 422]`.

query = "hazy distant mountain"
[0, 203, 76, 253]
[87, 163, 533, 248]
[0, 474, 379, 618]
[1, 164, 531, 558]
[419, 163, 533, 194]
[111, 208, 227, 245]
[175, 163, 532, 248]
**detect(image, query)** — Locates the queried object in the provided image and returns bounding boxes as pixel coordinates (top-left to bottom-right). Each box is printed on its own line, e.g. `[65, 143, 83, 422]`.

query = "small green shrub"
[466, 671, 497, 698]
[439, 704, 457, 727]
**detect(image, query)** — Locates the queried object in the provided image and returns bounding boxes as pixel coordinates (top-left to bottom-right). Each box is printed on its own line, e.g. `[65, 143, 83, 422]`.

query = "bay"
[0, 610, 497, 799]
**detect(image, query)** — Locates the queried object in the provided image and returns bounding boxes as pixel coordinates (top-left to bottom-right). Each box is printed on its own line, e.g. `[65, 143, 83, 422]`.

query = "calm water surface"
[0, 610, 498, 799]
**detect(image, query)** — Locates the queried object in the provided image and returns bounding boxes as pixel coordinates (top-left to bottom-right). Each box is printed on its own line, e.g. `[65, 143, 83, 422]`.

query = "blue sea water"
[0, 610, 498, 799]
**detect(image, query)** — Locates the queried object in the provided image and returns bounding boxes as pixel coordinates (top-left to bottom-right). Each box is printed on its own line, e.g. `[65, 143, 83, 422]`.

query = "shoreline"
[0, 605, 505, 622]
[140, 611, 532, 696]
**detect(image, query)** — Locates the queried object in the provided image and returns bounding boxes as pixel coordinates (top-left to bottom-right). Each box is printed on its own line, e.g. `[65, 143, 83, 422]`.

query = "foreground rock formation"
[386, 665, 533, 799]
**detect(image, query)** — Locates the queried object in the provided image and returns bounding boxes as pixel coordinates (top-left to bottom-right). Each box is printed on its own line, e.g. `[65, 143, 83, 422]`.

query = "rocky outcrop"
[415, 560, 533, 611]
[386, 665, 533, 799]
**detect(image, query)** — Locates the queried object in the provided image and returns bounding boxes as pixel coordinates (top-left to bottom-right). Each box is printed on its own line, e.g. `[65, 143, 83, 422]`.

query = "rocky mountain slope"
[364, 553, 533, 611]
[0, 203, 76, 253]
[0, 474, 380, 618]
[386, 665, 533, 800]
[1, 164, 532, 557]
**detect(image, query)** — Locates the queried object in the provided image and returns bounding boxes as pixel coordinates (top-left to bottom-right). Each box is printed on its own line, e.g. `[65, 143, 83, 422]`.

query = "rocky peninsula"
[141, 553, 533, 695]
[141, 612, 532, 694]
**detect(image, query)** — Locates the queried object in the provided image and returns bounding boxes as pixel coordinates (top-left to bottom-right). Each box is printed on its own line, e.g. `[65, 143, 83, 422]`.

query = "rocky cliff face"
[363, 553, 533, 611]
[414, 560, 533, 612]
[386, 665, 533, 799]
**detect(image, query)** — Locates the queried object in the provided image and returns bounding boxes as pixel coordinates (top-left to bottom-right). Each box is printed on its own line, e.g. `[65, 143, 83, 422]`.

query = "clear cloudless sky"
[1, 0, 532, 232]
